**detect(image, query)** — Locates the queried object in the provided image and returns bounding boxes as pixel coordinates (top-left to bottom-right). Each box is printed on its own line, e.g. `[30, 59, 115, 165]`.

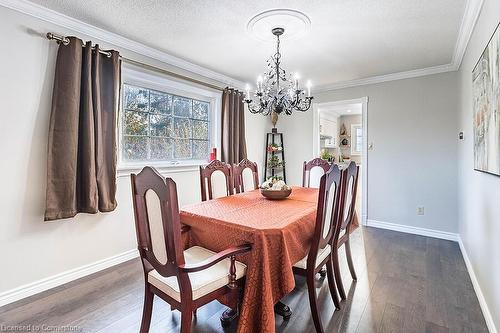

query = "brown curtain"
[221, 88, 247, 165]
[44, 37, 121, 221]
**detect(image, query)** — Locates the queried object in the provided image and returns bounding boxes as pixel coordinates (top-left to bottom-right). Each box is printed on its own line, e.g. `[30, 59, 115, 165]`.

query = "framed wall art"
[472, 22, 500, 175]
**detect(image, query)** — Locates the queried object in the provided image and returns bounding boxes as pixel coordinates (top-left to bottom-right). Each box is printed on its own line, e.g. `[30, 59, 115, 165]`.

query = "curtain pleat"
[221, 88, 247, 165]
[44, 37, 120, 221]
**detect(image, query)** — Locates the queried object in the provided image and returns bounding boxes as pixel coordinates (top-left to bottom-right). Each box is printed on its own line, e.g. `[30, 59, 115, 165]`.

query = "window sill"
[117, 161, 207, 178]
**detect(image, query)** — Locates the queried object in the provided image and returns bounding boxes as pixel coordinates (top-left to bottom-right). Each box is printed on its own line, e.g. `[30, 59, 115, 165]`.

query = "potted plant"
[268, 155, 285, 168]
[320, 149, 334, 162]
[266, 143, 283, 152]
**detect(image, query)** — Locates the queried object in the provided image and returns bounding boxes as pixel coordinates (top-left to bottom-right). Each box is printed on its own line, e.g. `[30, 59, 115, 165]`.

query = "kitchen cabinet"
[320, 117, 338, 148]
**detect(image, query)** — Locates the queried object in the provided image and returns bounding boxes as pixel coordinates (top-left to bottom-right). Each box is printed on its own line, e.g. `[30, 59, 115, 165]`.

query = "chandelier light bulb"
[245, 84, 251, 100]
[307, 80, 312, 97]
[257, 75, 263, 92]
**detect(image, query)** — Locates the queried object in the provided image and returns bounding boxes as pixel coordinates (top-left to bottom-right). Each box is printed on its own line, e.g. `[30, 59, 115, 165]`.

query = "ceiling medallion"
[244, 26, 313, 124]
[246, 9, 311, 42]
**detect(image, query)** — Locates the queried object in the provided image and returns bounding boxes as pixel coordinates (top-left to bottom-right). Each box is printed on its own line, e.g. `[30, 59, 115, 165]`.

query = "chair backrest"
[130, 167, 184, 278]
[340, 161, 359, 231]
[302, 158, 331, 188]
[199, 159, 234, 201]
[233, 158, 259, 193]
[308, 164, 343, 266]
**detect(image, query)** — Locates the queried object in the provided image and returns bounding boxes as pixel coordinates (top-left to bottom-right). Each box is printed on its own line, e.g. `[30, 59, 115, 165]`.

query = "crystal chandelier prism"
[244, 27, 313, 117]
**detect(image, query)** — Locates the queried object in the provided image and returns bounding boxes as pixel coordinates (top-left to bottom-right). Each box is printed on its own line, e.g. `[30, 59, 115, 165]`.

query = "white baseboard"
[0, 249, 138, 307]
[458, 238, 498, 333]
[366, 219, 459, 242]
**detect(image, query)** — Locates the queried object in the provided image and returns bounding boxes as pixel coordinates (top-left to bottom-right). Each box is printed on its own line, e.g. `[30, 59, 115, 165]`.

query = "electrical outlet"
[417, 206, 425, 215]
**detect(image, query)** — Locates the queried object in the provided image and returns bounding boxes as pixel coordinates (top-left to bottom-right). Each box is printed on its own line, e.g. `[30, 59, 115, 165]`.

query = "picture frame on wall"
[472, 22, 500, 176]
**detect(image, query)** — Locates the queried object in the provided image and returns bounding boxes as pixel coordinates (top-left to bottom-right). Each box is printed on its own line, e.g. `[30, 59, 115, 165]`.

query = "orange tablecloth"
[180, 186, 358, 333]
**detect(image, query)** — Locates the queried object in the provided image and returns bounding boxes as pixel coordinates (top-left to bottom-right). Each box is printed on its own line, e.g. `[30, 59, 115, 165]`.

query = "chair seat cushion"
[148, 246, 246, 302]
[293, 244, 331, 270]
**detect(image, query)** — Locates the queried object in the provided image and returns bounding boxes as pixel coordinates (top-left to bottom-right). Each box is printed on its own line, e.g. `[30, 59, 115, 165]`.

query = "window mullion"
[121, 83, 212, 165]
[147, 91, 152, 161]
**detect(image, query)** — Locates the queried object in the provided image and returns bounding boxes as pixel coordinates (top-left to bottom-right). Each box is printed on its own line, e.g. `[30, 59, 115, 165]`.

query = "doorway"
[312, 97, 368, 225]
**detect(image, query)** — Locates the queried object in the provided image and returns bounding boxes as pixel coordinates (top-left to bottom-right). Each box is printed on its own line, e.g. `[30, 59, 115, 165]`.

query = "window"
[351, 124, 362, 155]
[119, 67, 220, 169]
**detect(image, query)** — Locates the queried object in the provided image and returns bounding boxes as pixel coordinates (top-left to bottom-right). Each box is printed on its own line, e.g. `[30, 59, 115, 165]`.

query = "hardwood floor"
[0, 227, 488, 333]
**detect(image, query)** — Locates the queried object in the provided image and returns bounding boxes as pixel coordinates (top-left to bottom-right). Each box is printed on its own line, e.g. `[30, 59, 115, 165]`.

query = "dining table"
[180, 186, 358, 333]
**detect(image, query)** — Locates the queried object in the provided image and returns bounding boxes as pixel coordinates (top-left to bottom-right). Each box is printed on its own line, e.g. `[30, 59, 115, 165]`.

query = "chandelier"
[244, 27, 313, 117]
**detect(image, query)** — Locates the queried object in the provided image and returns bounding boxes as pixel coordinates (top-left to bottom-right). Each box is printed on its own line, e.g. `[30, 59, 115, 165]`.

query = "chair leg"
[180, 308, 193, 333]
[139, 286, 154, 333]
[221, 286, 239, 327]
[345, 239, 357, 281]
[332, 248, 346, 300]
[326, 259, 341, 310]
[319, 266, 327, 278]
[307, 272, 324, 333]
[274, 301, 292, 321]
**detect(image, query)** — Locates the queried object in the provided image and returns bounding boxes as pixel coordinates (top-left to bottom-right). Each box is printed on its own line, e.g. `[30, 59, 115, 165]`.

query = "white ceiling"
[320, 103, 362, 116]
[27, 0, 467, 88]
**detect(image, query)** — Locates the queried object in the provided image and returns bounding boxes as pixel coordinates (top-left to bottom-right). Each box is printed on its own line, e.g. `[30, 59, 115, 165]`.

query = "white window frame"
[351, 124, 362, 156]
[118, 65, 221, 174]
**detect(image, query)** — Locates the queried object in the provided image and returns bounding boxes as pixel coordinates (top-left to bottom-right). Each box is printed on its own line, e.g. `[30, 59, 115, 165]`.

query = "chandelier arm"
[247, 104, 261, 114]
[262, 102, 271, 116]
[246, 99, 266, 114]
[292, 97, 313, 112]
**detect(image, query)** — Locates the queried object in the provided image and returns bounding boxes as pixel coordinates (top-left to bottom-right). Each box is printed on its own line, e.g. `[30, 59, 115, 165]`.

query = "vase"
[271, 111, 279, 128]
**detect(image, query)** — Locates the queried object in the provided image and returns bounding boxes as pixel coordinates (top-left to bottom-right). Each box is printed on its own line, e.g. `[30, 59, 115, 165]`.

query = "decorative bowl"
[260, 188, 292, 200]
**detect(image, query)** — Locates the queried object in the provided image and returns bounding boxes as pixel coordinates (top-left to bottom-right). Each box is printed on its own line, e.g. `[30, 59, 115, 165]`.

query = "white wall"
[0, 6, 267, 300]
[278, 72, 459, 233]
[457, 0, 500, 330]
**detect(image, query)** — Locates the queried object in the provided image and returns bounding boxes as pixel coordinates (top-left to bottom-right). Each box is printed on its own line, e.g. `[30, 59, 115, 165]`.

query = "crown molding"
[315, 0, 484, 92]
[0, 0, 246, 89]
[451, 0, 484, 69]
[315, 63, 455, 92]
[0, 0, 484, 92]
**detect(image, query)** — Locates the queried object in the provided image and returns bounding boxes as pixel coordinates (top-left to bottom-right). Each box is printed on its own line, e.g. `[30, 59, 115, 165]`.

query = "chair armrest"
[181, 225, 190, 233]
[178, 244, 251, 273]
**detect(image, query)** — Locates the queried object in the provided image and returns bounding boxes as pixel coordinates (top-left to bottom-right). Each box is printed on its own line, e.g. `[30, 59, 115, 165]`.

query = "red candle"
[209, 147, 217, 161]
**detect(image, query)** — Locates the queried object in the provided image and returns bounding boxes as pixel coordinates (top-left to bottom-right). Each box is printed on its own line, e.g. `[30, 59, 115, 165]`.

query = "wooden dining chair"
[302, 158, 331, 188]
[293, 164, 344, 333]
[131, 166, 251, 333]
[233, 158, 259, 194]
[332, 161, 359, 301]
[199, 159, 233, 201]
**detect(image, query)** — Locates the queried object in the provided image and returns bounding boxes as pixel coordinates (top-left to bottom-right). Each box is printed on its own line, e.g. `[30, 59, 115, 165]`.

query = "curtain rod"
[45, 32, 228, 92]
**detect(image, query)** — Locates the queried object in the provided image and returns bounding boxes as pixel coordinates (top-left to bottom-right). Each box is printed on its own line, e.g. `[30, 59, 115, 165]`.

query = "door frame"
[312, 97, 369, 225]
